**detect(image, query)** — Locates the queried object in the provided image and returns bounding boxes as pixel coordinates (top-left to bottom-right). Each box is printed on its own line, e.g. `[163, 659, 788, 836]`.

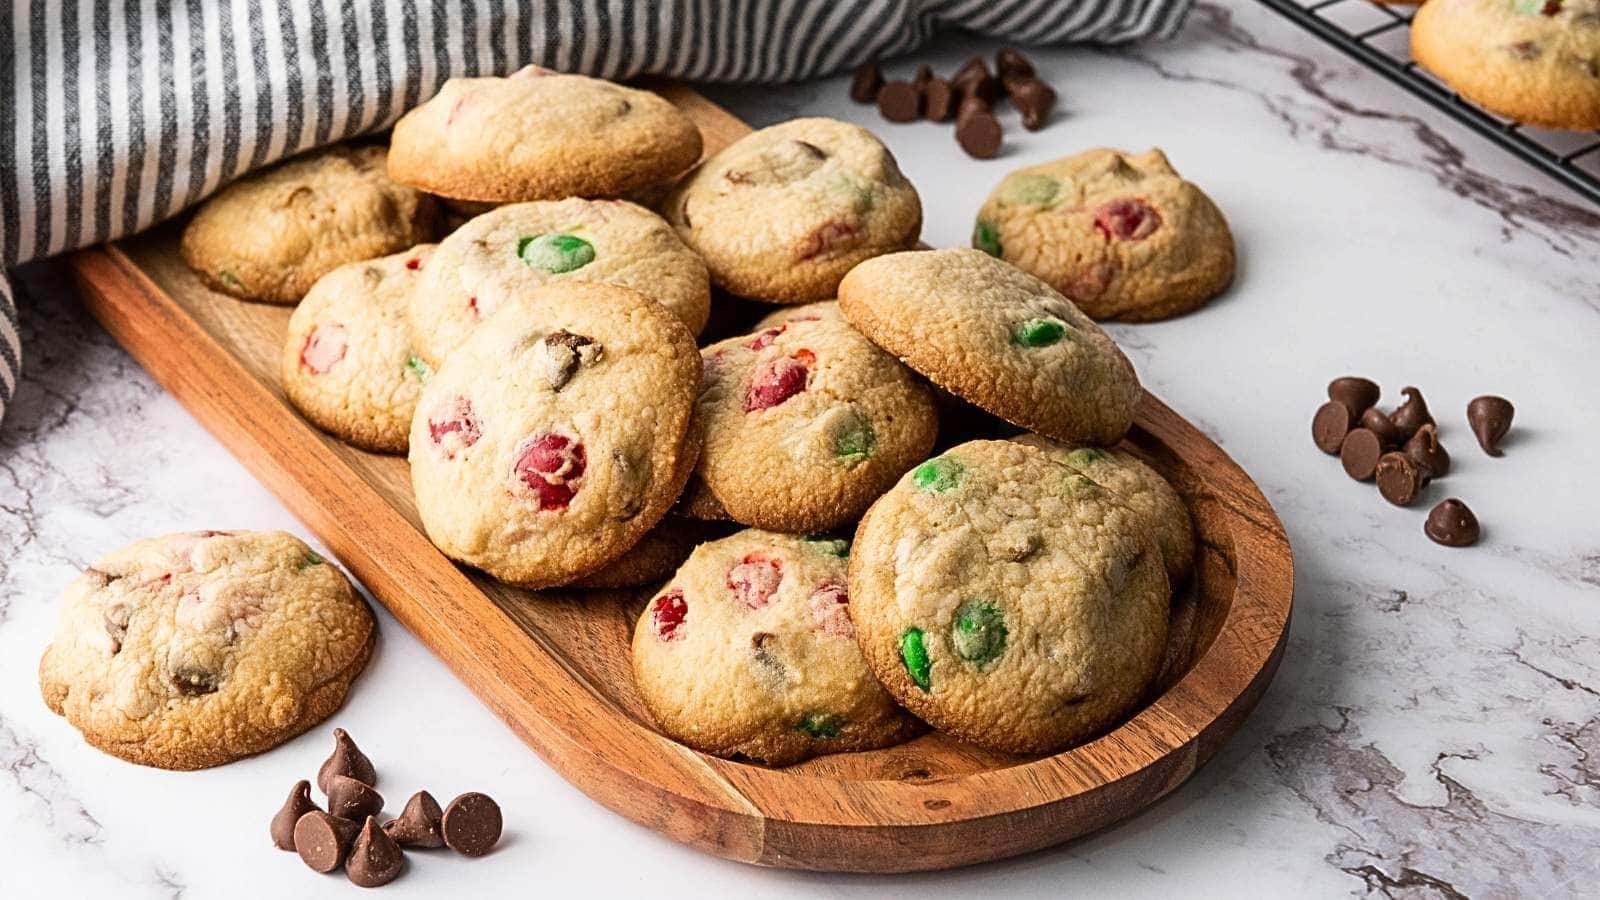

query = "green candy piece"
[1000, 174, 1059, 206]
[404, 354, 433, 381]
[900, 628, 932, 691]
[1065, 447, 1109, 466]
[218, 269, 243, 288]
[912, 457, 964, 494]
[835, 416, 876, 463]
[1512, 0, 1551, 12]
[951, 600, 1008, 667]
[973, 220, 1003, 257]
[518, 233, 596, 274]
[1065, 473, 1098, 494]
[299, 551, 324, 570]
[798, 713, 844, 739]
[804, 536, 850, 557]
[1014, 317, 1068, 348]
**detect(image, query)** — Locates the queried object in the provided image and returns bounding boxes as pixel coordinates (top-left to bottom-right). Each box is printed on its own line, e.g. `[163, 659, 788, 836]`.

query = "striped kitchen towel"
[0, 0, 1193, 425]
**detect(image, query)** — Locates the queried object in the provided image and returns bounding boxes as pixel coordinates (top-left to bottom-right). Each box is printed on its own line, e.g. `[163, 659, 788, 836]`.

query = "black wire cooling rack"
[1256, 0, 1600, 206]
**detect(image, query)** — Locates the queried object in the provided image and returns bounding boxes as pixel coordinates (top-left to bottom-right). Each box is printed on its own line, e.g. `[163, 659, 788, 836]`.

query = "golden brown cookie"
[570, 517, 724, 590]
[752, 300, 844, 332]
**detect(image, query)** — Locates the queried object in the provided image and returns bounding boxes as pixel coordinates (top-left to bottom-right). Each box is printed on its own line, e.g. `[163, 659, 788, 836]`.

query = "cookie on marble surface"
[408, 198, 710, 367]
[570, 516, 724, 590]
[282, 245, 435, 453]
[752, 300, 844, 332]
[181, 145, 439, 305]
[971, 148, 1235, 322]
[631, 529, 920, 765]
[1412, 0, 1600, 131]
[1011, 434, 1195, 586]
[848, 439, 1169, 754]
[694, 317, 938, 533]
[387, 66, 704, 203]
[664, 117, 922, 304]
[838, 248, 1141, 447]
[39, 530, 375, 770]
[408, 281, 702, 588]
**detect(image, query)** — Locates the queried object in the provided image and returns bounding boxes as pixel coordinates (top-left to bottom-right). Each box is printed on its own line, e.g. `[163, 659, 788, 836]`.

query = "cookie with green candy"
[631, 529, 920, 766]
[282, 245, 437, 453]
[408, 198, 710, 367]
[849, 439, 1169, 754]
[692, 316, 938, 534]
[838, 248, 1141, 447]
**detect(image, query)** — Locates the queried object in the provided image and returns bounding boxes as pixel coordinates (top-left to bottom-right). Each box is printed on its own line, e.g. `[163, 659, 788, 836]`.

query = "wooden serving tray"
[66, 85, 1293, 873]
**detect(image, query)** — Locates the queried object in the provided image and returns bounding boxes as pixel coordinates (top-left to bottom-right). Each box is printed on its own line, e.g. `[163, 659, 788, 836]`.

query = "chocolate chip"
[294, 811, 360, 873]
[952, 56, 1001, 104]
[536, 329, 601, 391]
[956, 98, 1002, 159]
[1425, 498, 1480, 547]
[913, 63, 934, 89]
[1340, 428, 1384, 481]
[877, 80, 921, 122]
[1005, 77, 1056, 130]
[271, 780, 321, 851]
[103, 602, 131, 654]
[442, 792, 503, 857]
[1467, 395, 1514, 457]
[1403, 423, 1450, 477]
[170, 666, 219, 696]
[347, 816, 406, 888]
[849, 62, 884, 103]
[1313, 400, 1355, 454]
[1389, 386, 1434, 441]
[383, 790, 446, 849]
[326, 774, 385, 822]
[1359, 407, 1404, 449]
[996, 47, 1036, 81]
[317, 727, 377, 794]
[924, 78, 957, 122]
[1327, 376, 1380, 417]
[1376, 452, 1427, 506]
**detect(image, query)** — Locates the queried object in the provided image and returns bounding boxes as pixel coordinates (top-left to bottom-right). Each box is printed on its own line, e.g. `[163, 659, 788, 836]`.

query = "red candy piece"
[651, 589, 688, 641]
[747, 325, 786, 350]
[727, 554, 783, 610]
[427, 396, 481, 458]
[467, 296, 480, 319]
[299, 324, 348, 374]
[1093, 198, 1162, 241]
[405, 256, 423, 270]
[808, 581, 854, 638]
[744, 350, 814, 412]
[513, 432, 587, 511]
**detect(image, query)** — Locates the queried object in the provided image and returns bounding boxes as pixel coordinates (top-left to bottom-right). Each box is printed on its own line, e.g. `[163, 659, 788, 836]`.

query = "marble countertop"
[4, 3, 1598, 896]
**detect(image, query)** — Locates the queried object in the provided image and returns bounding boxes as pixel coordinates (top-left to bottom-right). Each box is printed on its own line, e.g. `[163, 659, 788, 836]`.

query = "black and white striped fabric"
[0, 0, 1193, 424]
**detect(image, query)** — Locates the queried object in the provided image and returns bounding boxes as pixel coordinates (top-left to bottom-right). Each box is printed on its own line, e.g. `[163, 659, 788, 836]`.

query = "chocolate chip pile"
[850, 48, 1057, 159]
[1312, 377, 1516, 547]
[270, 728, 503, 887]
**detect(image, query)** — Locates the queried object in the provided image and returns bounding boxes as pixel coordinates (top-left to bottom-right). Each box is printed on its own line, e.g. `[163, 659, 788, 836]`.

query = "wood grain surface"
[65, 83, 1294, 873]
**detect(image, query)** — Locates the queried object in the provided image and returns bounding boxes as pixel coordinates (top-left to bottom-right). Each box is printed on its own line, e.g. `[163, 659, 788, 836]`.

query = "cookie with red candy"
[630, 529, 919, 765]
[751, 299, 844, 333]
[408, 281, 701, 588]
[690, 317, 938, 534]
[282, 245, 435, 453]
[972, 148, 1234, 322]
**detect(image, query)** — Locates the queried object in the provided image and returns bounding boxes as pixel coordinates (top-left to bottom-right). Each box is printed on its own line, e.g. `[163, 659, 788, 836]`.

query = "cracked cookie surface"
[39, 530, 375, 770]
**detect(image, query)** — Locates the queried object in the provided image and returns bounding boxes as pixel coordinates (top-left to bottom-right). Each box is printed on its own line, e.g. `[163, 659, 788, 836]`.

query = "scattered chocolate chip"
[877, 80, 921, 122]
[271, 780, 321, 851]
[1376, 452, 1427, 506]
[1005, 77, 1056, 130]
[327, 774, 385, 822]
[442, 792, 503, 858]
[951, 56, 1001, 104]
[849, 62, 884, 103]
[383, 791, 446, 849]
[1389, 386, 1434, 441]
[996, 47, 1036, 81]
[1467, 395, 1515, 457]
[1359, 407, 1404, 449]
[1340, 428, 1384, 481]
[317, 728, 377, 794]
[1313, 400, 1355, 454]
[956, 97, 1002, 159]
[1403, 423, 1450, 477]
[295, 811, 360, 873]
[1425, 498, 1480, 547]
[924, 78, 957, 122]
[347, 816, 406, 888]
[1327, 376, 1380, 417]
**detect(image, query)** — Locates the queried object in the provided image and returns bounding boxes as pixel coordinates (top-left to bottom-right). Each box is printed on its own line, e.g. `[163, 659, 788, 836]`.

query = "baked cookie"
[39, 531, 375, 770]
[570, 517, 722, 590]
[387, 66, 703, 202]
[972, 148, 1235, 322]
[408, 281, 701, 588]
[664, 117, 922, 303]
[408, 199, 710, 367]
[848, 440, 1169, 754]
[838, 249, 1141, 446]
[631, 529, 920, 765]
[1012, 435, 1195, 586]
[753, 300, 844, 332]
[282, 245, 435, 453]
[695, 317, 938, 533]
[181, 145, 439, 304]
[1412, 0, 1600, 131]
